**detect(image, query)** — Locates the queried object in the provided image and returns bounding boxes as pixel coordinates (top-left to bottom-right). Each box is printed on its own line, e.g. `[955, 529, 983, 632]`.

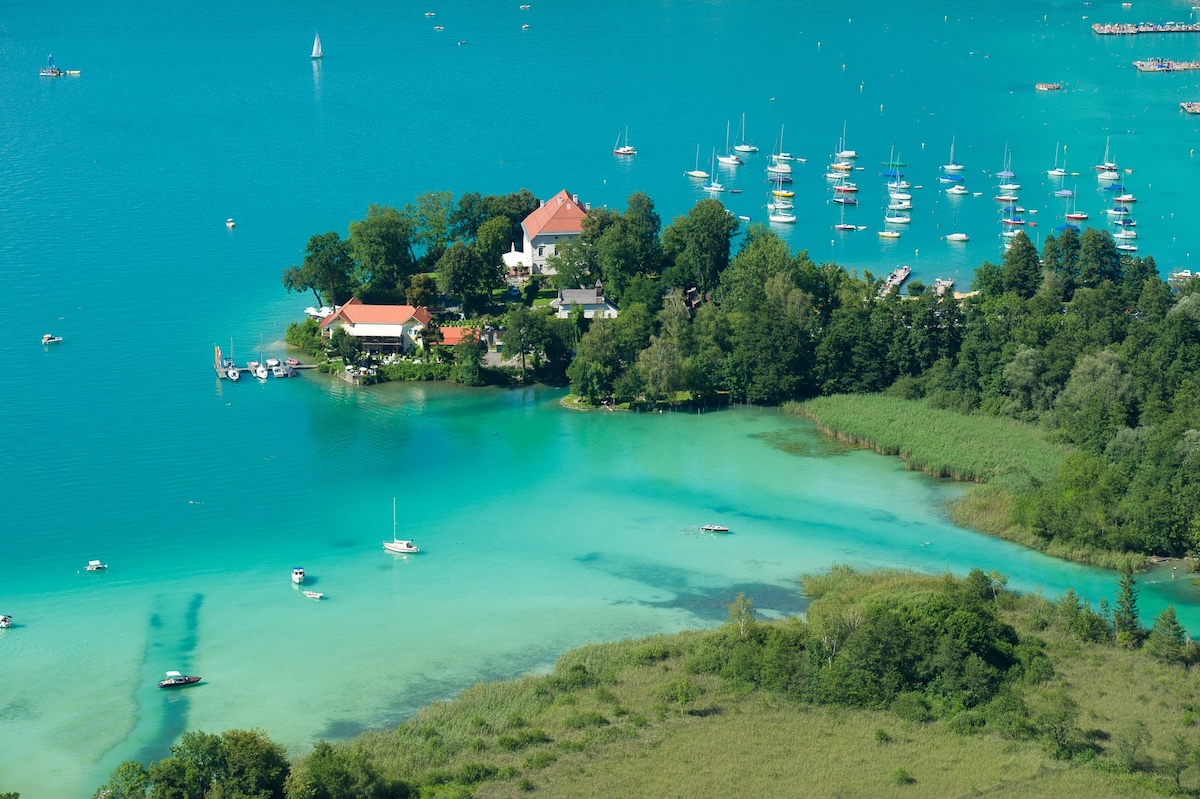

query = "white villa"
[319, 298, 433, 355]
[520, 189, 588, 275]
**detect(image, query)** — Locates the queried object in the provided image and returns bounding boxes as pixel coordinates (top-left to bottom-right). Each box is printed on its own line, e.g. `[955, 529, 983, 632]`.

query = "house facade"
[319, 298, 433, 354]
[520, 189, 588, 276]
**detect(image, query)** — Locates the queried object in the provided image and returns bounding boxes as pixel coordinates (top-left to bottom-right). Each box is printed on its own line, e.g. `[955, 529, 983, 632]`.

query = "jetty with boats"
[1093, 21, 1200, 35]
[1133, 58, 1200, 72]
[879, 266, 911, 298]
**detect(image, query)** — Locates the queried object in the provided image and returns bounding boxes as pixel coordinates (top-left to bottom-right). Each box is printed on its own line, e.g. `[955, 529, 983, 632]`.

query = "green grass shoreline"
[784, 394, 1149, 572]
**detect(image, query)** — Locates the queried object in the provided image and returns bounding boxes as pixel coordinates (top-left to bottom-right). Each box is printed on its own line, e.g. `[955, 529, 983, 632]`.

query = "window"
[537, 246, 544, 257]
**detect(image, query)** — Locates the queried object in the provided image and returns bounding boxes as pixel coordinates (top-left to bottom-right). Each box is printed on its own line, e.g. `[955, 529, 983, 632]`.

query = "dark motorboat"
[158, 670, 201, 688]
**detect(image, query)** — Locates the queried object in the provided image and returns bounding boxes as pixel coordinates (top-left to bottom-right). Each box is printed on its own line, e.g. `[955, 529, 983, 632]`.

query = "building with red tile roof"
[436, 327, 478, 347]
[320, 297, 433, 354]
[520, 189, 588, 275]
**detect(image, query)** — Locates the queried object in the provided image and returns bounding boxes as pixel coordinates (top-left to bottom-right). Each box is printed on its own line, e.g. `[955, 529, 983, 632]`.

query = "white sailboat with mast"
[733, 112, 758, 153]
[686, 145, 709, 179]
[383, 497, 420, 554]
[311, 32, 323, 59]
[716, 121, 743, 166]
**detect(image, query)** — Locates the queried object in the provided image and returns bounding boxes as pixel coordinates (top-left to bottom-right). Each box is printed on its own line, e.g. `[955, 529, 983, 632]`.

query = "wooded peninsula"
[282, 188, 1200, 567]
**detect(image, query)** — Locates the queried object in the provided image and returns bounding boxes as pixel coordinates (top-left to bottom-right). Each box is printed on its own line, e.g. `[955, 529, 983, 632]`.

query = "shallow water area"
[4, 1, 1200, 795]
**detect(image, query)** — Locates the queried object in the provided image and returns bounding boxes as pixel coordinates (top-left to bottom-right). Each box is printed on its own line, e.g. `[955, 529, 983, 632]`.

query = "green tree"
[473, 215, 511, 270]
[94, 760, 149, 799]
[406, 190, 455, 269]
[1166, 733, 1192, 788]
[503, 306, 550, 379]
[661, 199, 739, 296]
[567, 318, 621, 403]
[1113, 565, 1143, 648]
[728, 592, 756, 638]
[329, 327, 360, 366]
[405, 273, 438, 307]
[436, 243, 500, 315]
[347, 204, 417, 303]
[282, 232, 355, 307]
[285, 741, 398, 799]
[451, 330, 485, 386]
[1001, 232, 1042, 299]
[1146, 605, 1188, 663]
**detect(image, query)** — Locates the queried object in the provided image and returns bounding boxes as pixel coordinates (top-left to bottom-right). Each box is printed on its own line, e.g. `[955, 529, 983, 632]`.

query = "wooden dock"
[1094, 21, 1200, 35]
[1134, 58, 1200, 72]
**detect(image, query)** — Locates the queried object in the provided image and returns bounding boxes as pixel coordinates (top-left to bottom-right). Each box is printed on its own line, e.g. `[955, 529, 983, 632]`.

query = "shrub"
[564, 711, 609, 730]
[891, 692, 931, 723]
[496, 729, 550, 751]
[549, 663, 599, 691]
[455, 763, 499, 784]
[874, 729, 892, 744]
[890, 768, 917, 785]
[525, 751, 557, 770]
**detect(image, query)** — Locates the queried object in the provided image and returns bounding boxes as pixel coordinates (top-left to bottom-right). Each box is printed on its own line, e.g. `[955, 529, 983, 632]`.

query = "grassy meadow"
[274, 570, 1200, 799]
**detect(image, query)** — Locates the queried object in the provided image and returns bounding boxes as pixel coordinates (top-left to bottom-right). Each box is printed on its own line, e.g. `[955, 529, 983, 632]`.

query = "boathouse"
[319, 298, 433, 355]
[520, 189, 589, 275]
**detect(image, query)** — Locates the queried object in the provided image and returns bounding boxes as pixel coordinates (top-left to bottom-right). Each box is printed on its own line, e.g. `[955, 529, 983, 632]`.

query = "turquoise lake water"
[3, 1, 1200, 795]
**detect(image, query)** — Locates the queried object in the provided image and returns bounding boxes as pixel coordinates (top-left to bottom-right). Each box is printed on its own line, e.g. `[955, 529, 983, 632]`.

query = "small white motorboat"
[85, 560, 108, 571]
[700, 524, 730, 532]
[254, 363, 269, 380]
[226, 218, 236, 229]
[0, 614, 12, 629]
[158, 670, 201, 689]
[303, 590, 324, 600]
[227, 366, 240, 381]
[292, 567, 305, 584]
[41, 333, 63, 345]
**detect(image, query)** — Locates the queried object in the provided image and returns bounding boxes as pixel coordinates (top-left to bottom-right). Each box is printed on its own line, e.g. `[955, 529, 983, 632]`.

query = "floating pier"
[1093, 21, 1200, 35]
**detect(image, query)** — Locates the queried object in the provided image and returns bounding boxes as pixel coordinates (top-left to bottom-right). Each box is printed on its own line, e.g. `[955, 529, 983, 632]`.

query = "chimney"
[572, 194, 578, 204]
[585, 203, 591, 211]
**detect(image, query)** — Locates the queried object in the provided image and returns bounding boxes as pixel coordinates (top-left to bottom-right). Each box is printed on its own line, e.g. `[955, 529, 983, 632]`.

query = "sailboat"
[1095, 136, 1118, 175]
[1065, 189, 1088, 221]
[311, 32, 323, 59]
[383, 497, 420, 553]
[941, 135, 964, 172]
[701, 148, 725, 192]
[686, 145, 709, 179]
[613, 126, 636, 156]
[766, 125, 792, 174]
[733, 113, 758, 153]
[834, 202, 856, 231]
[716, 121, 743, 166]
[835, 121, 857, 160]
[945, 212, 969, 241]
[1047, 143, 1067, 177]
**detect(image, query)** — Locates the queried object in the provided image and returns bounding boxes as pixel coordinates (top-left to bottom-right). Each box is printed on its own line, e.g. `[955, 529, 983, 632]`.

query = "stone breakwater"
[1093, 21, 1200, 35]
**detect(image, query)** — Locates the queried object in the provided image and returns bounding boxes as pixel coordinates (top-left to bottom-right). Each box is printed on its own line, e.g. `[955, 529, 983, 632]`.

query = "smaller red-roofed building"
[320, 297, 433, 355]
[435, 327, 478, 348]
[520, 189, 589, 275]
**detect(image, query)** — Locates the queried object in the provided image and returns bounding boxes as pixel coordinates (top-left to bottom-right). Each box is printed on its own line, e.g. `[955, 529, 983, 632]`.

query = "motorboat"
[85, 560, 108, 571]
[304, 306, 335, 319]
[41, 334, 63, 345]
[303, 590, 324, 600]
[226, 218, 236, 228]
[158, 671, 201, 689]
[227, 366, 240, 381]
[0, 614, 11, 629]
[254, 363, 269, 380]
[271, 365, 295, 378]
[292, 567, 305, 584]
[383, 497, 421, 553]
[877, 230, 901, 239]
[946, 185, 969, 196]
[700, 524, 729, 532]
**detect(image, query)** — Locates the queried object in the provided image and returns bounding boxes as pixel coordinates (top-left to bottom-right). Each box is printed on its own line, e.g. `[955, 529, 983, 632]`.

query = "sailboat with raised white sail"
[716, 121, 743, 167]
[383, 497, 420, 554]
[733, 113, 758, 153]
[311, 32, 323, 59]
